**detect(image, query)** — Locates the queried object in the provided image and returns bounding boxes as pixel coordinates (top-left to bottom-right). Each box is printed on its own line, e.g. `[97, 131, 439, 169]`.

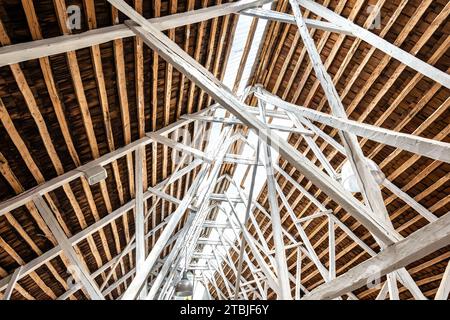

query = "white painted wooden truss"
[1, 0, 449, 301]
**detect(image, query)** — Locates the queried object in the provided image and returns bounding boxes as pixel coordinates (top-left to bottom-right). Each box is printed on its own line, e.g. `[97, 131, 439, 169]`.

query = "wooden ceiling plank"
[175, 0, 195, 119]
[251, 0, 288, 93]
[186, 0, 209, 115]
[148, 0, 161, 252]
[83, 0, 127, 207]
[134, 0, 148, 194]
[20, 0, 80, 167]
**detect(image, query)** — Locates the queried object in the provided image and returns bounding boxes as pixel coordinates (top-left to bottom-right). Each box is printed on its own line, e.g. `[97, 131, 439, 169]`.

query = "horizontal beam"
[298, 0, 450, 89]
[147, 187, 198, 211]
[0, 0, 272, 67]
[241, 8, 353, 35]
[303, 212, 450, 300]
[197, 238, 223, 245]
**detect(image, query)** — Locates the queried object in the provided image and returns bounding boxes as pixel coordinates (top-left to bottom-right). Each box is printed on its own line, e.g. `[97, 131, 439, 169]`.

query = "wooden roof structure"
[0, 0, 449, 300]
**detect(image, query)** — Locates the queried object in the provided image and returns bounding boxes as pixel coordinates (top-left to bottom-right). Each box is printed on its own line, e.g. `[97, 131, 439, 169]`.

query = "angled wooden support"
[257, 95, 292, 299]
[275, 181, 331, 282]
[121, 163, 210, 299]
[302, 212, 450, 300]
[256, 90, 450, 163]
[234, 140, 260, 299]
[288, 0, 394, 238]
[382, 179, 438, 223]
[33, 196, 104, 300]
[145, 213, 195, 300]
[286, 112, 337, 178]
[134, 145, 146, 299]
[147, 187, 198, 211]
[223, 196, 281, 294]
[147, 132, 213, 163]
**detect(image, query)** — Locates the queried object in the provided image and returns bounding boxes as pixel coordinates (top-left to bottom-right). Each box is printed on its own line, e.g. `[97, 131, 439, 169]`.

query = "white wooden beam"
[0, 106, 212, 217]
[295, 248, 302, 300]
[303, 212, 450, 300]
[147, 187, 197, 211]
[2, 266, 22, 300]
[328, 216, 336, 280]
[33, 196, 105, 300]
[257, 90, 450, 163]
[0, 0, 272, 67]
[297, 0, 450, 89]
[241, 8, 353, 35]
[112, 0, 399, 247]
[147, 132, 213, 163]
[182, 114, 314, 135]
[382, 179, 437, 223]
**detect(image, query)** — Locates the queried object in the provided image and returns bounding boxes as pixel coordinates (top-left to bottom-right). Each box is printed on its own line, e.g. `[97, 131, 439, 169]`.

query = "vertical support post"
[288, 0, 411, 299]
[135, 145, 146, 298]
